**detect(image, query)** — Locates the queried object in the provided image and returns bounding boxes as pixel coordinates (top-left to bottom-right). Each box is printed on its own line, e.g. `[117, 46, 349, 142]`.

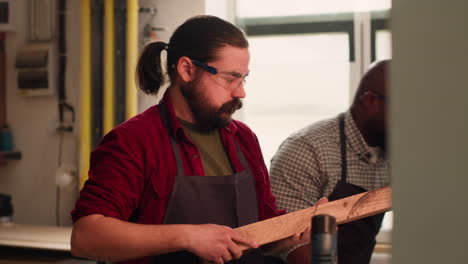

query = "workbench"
[0, 223, 92, 264]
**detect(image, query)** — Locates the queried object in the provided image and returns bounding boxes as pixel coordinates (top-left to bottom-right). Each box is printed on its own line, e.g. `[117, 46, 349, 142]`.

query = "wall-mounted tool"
[15, 44, 57, 96]
[56, 0, 74, 132]
[27, 0, 55, 42]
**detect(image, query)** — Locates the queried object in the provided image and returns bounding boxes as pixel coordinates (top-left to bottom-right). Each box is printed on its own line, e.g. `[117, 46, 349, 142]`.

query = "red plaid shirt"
[71, 94, 284, 263]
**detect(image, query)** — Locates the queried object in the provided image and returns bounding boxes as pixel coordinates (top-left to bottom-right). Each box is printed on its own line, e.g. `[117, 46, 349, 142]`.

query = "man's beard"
[370, 119, 386, 154]
[180, 79, 243, 131]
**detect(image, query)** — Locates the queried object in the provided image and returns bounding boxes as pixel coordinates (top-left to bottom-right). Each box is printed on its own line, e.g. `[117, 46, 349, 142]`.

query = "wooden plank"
[235, 186, 392, 250]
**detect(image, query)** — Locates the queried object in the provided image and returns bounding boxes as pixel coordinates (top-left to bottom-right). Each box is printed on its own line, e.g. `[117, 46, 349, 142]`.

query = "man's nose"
[231, 82, 246, 98]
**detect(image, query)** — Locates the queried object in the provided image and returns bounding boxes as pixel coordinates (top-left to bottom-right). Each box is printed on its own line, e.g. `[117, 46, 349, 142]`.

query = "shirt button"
[192, 154, 199, 159]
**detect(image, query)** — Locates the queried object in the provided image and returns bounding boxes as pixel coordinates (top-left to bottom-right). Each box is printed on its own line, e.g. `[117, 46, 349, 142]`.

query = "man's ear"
[359, 91, 380, 111]
[177, 56, 196, 82]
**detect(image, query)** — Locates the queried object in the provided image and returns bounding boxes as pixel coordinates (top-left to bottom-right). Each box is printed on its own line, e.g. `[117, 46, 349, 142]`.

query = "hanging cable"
[57, 0, 75, 132]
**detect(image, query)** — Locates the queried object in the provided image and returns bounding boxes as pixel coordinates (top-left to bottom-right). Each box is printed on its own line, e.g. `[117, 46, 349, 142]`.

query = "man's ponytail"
[136, 41, 168, 95]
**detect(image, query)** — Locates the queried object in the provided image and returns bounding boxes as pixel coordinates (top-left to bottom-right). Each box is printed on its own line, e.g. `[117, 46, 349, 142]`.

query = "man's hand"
[286, 197, 330, 264]
[261, 226, 311, 257]
[261, 197, 329, 258]
[185, 224, 259, 264]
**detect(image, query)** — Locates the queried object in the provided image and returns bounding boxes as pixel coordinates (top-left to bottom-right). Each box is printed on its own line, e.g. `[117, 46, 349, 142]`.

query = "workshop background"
[0, 0, 467, 263]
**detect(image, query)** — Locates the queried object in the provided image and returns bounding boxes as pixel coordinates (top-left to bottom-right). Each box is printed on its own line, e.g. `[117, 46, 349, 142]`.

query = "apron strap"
[234, 140, 249, 172]
[160, 102, 185, 177]
[339, 113, 348, 182]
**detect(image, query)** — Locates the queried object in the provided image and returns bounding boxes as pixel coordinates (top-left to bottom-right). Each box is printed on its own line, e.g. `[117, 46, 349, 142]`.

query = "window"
[236, 3, 391, 167]
[237, 0, 390, 17]
[243, 33, 349, 164]
[235, 0, 393, 258]
[376, 30, 392, 60]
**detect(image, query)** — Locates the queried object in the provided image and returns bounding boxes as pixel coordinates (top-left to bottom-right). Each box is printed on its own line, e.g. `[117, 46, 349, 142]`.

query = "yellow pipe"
[79, 0, 92, 188]
[104, 0, 115, 133]
[126, 0, 138, 119]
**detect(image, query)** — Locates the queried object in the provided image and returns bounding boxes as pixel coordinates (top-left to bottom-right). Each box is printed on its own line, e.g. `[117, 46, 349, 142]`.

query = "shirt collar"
[344, 111, 385, 164]
[160, 93, 238, 141]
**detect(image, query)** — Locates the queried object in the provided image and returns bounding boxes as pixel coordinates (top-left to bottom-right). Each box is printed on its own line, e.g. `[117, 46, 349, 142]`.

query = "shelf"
[0, 151, 21, 161]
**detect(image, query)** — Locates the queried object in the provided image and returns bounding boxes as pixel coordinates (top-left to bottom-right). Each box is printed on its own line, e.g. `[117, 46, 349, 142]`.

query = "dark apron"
[327, 113, 385, 264]
[152, 104, 269, 264]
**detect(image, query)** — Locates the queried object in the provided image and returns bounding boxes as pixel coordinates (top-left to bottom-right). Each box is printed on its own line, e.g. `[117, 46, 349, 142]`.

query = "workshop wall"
[0, 0, 80, 226]
[0, 0, 227, 227]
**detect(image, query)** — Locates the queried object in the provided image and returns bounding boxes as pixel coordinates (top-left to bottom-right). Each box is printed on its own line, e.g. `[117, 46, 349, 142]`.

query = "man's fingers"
[301, 227, 311, 239]
[316, 197, 329, 205]
[290, 227, 310, 243]
[291, 232, 301, 241]
[231, 233, 259, 249]
[228, 240, 243, 259]
[221, 249, 233, 263]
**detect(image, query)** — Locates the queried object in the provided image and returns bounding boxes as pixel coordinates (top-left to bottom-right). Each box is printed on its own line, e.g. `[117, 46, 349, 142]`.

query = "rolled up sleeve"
[71, 129, 145, 222]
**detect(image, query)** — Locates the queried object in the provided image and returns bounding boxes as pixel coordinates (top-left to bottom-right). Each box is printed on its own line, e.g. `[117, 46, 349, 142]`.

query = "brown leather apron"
[327, 113, 385, 264]
[152, 104, 267, 264]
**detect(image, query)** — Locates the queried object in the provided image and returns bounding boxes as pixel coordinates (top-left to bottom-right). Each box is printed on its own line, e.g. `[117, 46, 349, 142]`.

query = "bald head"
[352, 60, 389, 107]
[350, 59, 390, 150]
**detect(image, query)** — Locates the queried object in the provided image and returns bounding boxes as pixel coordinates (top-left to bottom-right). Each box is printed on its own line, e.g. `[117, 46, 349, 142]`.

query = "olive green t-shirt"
[179, 119, 234, 176]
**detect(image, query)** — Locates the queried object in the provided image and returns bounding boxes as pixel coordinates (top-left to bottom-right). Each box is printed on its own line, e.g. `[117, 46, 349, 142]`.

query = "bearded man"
[270, 60, 391, 264]
[71, 15, 311, 264]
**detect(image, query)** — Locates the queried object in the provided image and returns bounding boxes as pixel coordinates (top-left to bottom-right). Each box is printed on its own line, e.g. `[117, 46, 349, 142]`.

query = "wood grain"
[235, 186, 392, 250]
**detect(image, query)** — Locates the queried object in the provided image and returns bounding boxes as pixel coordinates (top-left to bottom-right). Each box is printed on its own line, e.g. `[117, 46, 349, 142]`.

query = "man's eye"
[221, 76, 237, 83]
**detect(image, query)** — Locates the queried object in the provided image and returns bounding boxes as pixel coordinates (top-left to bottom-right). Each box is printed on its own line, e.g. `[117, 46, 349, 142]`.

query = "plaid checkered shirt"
[270, 111, 390, 213]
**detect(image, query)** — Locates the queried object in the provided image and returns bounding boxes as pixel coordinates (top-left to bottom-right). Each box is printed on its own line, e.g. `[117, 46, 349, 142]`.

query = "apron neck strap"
[233, 140, 249, 172]
[160, 102, 185, 177]
[339, 113, 348, 182]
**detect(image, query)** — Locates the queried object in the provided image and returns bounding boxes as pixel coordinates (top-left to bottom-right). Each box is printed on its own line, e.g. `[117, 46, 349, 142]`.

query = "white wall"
[205, 0, 236, 22]
[137, 0, 236, 112]
[138, 0, 206, 112]
[0, 0, 80, 226]
[391, 0, 468, 263]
